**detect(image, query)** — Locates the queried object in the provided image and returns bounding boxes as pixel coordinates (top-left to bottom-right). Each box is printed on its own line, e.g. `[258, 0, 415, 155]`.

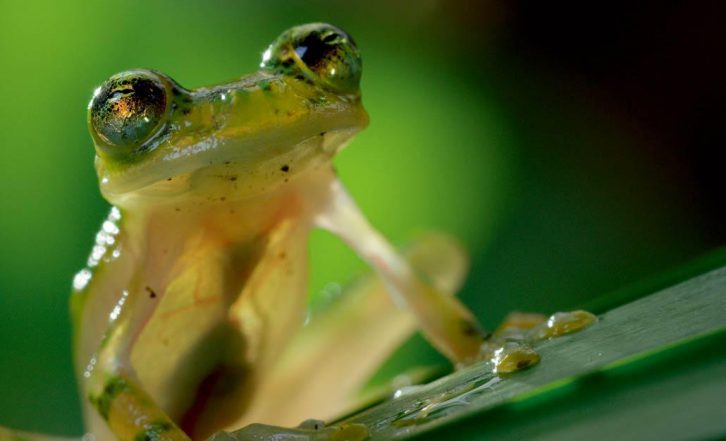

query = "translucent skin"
[72, 23, 486, 441]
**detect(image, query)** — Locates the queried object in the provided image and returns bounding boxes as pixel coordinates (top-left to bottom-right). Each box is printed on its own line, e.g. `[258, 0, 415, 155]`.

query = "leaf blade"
[339, 266, 726, 440]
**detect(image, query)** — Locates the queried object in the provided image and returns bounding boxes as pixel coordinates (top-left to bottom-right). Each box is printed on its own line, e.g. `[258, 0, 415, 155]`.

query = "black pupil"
[295, 32, 340, 71]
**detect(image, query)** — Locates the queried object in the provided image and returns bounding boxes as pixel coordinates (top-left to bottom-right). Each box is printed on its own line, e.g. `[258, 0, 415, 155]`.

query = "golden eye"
[89, 70, 168, 158]
[262, 23, 362, 94]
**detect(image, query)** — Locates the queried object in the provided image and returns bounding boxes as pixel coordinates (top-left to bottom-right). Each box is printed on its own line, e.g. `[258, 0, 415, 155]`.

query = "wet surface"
[334, 266, 726, 440]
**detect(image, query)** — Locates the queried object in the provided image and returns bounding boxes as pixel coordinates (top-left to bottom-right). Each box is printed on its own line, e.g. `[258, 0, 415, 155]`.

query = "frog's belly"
[132, 302, 240, 420]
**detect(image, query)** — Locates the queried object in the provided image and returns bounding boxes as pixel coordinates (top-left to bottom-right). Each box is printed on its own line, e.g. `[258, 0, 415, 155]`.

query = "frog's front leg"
[85, 290, 191, 441]
[314, 178, 488, 366]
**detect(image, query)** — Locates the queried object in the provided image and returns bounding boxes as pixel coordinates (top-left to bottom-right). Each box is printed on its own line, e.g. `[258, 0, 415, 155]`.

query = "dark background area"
[457, 0, 725, 313]
[0, 0, 723, 434]
[504, 1, 725, 241]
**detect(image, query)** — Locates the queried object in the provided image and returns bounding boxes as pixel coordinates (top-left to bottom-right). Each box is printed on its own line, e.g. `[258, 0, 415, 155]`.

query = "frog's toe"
[529, 310, 598, 340]
[490, 341, 541, 374]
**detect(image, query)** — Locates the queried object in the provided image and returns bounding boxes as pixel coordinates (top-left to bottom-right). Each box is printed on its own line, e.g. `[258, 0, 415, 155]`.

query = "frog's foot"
[210, 421, 368, 441]
[479, 310, 598, 374]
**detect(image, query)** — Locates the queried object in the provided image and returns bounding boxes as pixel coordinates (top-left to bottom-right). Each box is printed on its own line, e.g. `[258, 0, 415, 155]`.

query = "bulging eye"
[89, 70, 169, 158]
[262, 23, 362, 94]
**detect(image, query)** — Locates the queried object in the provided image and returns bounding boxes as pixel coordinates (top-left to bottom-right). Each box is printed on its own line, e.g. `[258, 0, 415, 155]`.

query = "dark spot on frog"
[461, 320, 485, 339]
[284, 178, 289, 183]
[223, 161, 231, 165]
[229, 176, 237, 182]
[166, 177, 172, 181]
[174, 207, 181, 212]
[320, 131, 326, 137]
[220, 197, 226, 202]
[145, 286, 157, 299]
[281, 165, 290, 172]
[279, 252, 286, 259]
[281, 58, 294, 68]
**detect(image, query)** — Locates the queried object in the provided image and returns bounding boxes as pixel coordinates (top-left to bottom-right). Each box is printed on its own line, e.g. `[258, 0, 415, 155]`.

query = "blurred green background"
[1, 0, 723, 435]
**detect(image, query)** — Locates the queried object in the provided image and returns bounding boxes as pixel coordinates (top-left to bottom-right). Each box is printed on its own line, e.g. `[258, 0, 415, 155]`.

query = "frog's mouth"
[96, 104, 368, 205]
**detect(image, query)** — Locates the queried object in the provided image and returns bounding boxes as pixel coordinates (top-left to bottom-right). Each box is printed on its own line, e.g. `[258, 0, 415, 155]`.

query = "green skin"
[69, 23, 488, 441]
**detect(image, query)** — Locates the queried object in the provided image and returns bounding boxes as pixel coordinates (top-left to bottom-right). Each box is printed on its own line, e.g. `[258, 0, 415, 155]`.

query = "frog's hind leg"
[85, 358, 190, 441]
[237, 231, 469, 427]
[83, 312, 192, 441]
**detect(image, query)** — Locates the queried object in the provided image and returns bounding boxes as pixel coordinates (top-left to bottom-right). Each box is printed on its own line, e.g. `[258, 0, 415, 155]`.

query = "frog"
[69, 22, 494, 441]
[0, 23, 596, 441]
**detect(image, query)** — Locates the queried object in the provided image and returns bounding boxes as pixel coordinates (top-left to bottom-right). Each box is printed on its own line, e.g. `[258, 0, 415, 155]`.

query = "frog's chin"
[97, 122, 364, 208]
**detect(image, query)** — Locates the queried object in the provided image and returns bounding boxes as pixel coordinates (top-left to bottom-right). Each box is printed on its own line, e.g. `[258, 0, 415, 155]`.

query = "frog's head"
[88, 23, 367, 206]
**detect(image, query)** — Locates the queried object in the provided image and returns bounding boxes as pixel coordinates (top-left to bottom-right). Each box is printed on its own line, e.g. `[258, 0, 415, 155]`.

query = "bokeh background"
[1, 0, 724, 435]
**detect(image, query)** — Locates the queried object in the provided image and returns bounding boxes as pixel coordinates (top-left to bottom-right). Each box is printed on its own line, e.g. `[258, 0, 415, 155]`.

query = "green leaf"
[219, 261, 726, 441]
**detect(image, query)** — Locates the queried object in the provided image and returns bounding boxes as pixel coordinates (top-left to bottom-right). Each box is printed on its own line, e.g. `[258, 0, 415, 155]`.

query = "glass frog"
[73, 22, 490, 441]
[0, 23, 595, 441]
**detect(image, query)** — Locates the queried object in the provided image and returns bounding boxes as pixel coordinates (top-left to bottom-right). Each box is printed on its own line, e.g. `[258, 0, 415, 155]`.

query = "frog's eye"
[262, 23, 362, 94]
[89, 70, 169, 158]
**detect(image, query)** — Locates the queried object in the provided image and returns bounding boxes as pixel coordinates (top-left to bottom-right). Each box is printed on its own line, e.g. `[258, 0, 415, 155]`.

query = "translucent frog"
[0, 23, 595, 441]
[71, 22, 491, 441]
